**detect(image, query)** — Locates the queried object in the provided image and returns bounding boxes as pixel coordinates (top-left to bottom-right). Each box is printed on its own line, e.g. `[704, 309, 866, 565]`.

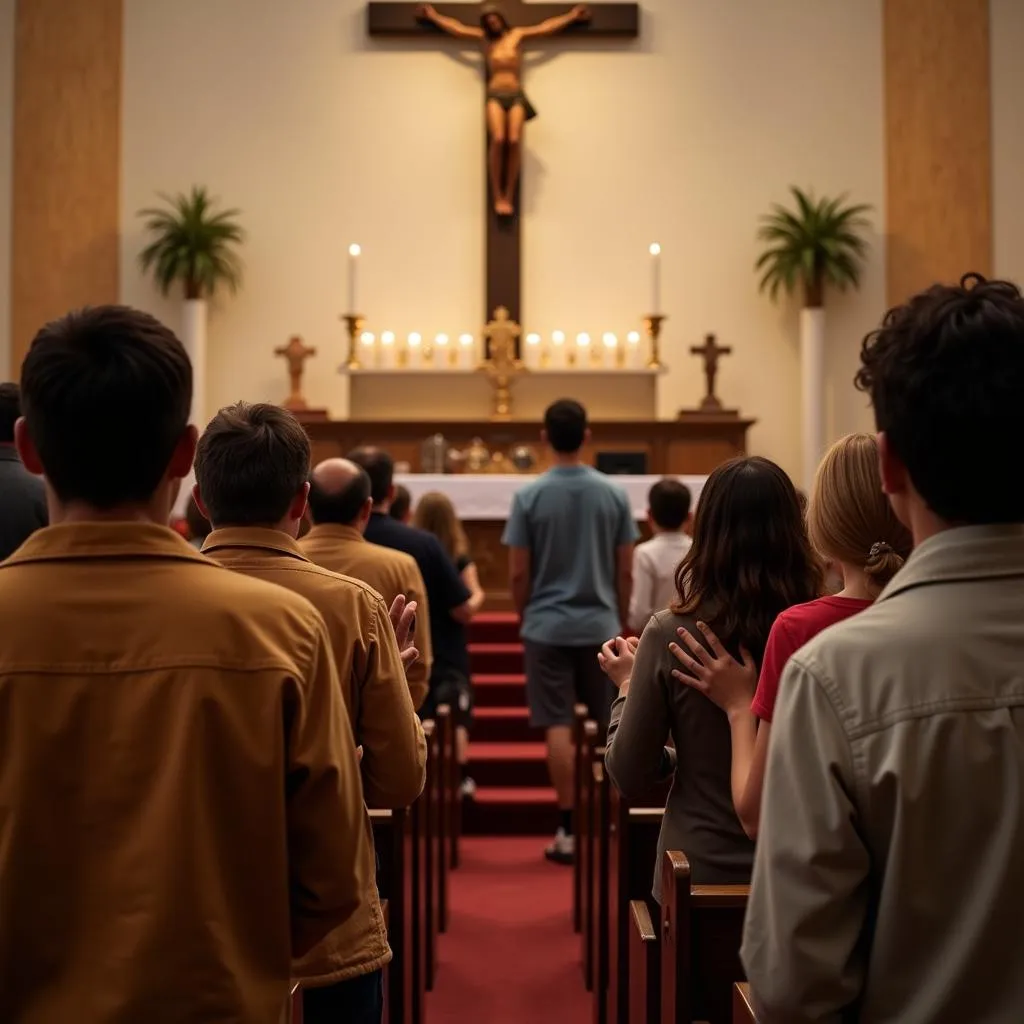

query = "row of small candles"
[357, 329, 650, 370]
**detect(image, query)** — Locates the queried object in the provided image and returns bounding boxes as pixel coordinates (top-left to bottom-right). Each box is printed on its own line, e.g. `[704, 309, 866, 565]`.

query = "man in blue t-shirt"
[502, 399, 638, 863]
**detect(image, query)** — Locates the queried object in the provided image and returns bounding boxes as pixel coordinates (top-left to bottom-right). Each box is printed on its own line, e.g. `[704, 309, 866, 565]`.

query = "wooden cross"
[367, 1, 640, 344]
[690, 333, 732, 412]
[275, 335, 317, 412]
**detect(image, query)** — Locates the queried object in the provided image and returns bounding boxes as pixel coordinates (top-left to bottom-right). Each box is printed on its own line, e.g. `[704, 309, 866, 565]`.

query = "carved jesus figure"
[416, 2, 591, 216]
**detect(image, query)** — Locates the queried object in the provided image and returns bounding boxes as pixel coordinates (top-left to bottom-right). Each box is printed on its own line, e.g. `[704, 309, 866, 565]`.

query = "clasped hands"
[598, 620, 756, 715]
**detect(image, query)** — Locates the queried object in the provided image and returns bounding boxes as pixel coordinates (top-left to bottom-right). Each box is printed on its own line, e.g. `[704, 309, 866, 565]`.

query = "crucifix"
[367, 1, 640, 341]
[275, 335, 328, 421]
[690, 333, 733, 412]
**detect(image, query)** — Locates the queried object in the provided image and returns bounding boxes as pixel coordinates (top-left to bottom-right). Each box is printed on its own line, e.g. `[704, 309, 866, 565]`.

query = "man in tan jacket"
[303, 457, 433, 709]
[0, 306, 368, 1024]
[194, 404, 427, 1024]
[743, 275, 1024, 1023]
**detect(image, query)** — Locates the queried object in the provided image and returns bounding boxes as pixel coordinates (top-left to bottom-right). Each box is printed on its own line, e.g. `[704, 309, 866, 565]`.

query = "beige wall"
[0, 0, 14, 375]
[992, 0, 1024, 286]
[120, 0, 883, 477]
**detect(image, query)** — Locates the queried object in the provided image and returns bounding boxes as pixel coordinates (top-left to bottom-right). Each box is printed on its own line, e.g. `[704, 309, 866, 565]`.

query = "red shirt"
[750, 596, 873, 722]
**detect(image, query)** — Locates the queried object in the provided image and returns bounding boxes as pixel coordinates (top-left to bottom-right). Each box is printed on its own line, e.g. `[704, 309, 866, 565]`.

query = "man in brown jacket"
[195, 404, 427, 1024]
[0, 306, 368, 1024]
[303, 457, 433, 709]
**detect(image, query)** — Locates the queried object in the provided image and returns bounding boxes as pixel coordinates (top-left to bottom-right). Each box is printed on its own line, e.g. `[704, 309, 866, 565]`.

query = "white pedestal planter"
[799, 307, 826, 491]
[181, 298, 208, 426]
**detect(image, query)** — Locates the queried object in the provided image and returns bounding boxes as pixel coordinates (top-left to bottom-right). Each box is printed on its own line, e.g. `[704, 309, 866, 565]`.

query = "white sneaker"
[460, 776, 477, 800]
[544, 827, 575, 865]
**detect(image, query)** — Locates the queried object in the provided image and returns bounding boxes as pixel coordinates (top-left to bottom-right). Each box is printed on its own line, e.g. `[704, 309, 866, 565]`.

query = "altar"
[394, 473, 706, 520]
[393, 472, 706, 607]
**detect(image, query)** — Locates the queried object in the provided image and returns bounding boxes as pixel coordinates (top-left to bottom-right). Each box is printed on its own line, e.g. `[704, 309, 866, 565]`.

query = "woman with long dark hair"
[602, 456, 822, 899]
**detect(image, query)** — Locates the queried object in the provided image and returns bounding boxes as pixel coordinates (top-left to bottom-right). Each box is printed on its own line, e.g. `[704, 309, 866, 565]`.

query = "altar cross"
[367, 1, 640, 341]
[690, 333, 733, 412]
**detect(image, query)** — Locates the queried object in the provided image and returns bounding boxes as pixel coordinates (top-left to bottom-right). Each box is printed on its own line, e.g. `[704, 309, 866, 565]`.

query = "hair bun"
[869, 541, 894, 559]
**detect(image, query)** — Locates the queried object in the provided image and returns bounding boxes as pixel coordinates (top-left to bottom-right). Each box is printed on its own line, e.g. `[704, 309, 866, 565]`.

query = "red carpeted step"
[469, 642, 524, 676]
[472, 706, 535, 743]
[469, 741, 549, 787]
[472, 673, 527, 708]
[467, 612, 521, 645]
[462, 787, 560, 835]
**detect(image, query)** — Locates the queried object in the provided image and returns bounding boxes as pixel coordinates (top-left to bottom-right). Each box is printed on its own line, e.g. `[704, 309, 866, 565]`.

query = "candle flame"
[349, 243, 362, 257]
[649, 243, 661, 256]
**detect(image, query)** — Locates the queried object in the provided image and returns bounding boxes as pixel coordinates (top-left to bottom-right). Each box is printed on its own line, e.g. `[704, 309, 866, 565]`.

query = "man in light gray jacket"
[743, 274, 1024, 1024]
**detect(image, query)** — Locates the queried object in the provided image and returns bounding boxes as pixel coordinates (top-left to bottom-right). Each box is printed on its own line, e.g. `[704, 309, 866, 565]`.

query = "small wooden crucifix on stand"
[275, 335, 329, 421]
[688, 333, 734, 413]
[367, 1, 640, 352]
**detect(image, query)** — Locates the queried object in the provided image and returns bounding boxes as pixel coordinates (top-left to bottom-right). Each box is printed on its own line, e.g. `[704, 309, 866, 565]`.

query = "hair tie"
[869, 541, 894, 559]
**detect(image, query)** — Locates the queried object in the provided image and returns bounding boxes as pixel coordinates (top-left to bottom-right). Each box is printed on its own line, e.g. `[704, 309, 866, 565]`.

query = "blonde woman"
[413, 491, 485, 797]
[669, 433, 912, 838]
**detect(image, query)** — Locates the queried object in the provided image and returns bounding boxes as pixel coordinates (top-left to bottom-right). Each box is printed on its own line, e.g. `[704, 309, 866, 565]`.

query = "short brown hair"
[807, 433, 912, 588]
[195, 402, 310, 527]
[20, 306, 192, 507]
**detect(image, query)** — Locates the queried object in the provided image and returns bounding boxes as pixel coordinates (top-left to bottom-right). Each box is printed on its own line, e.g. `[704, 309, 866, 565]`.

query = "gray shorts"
[522, 640, 614, 730]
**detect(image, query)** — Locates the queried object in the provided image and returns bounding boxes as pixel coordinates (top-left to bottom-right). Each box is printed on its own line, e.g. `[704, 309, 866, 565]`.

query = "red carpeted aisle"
[426, 837, 588, 1024]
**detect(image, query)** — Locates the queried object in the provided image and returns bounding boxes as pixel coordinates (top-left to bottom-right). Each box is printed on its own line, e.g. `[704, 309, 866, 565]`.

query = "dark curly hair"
[856, 274, 1024, 523]
[674, 457, 822, 663]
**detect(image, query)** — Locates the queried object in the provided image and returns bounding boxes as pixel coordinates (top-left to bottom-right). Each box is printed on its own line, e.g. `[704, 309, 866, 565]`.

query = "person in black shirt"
[0, 383, 47, 560]
[349, 449, 474, 730]
[413, 491, 485, 797]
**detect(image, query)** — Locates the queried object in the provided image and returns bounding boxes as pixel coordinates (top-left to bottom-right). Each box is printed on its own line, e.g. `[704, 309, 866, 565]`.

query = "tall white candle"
[407, 331, 422, 368]
[435, 333, 450, 368]
[459, 333, 475, 368]
[649, 242, 662, 314]
[525, 332, 541, 368]
[380, 330, 396, 369]
[603, 332, 618, 368]
[347, 243, 361, 312]
[576, 332, 591, 368]
[551, 330, 566, 368]
[627, 330, 642, 369]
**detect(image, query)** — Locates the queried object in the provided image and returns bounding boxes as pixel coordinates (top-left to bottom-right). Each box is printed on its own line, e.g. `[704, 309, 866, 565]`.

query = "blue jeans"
[302, 968, 384, 1024]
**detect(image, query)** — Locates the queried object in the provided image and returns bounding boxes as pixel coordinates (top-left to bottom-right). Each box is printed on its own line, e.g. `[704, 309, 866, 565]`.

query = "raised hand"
[572, 4, 592, 22]
[669, 621, 756, 717]
[389, 594, 420, 671]
[416, 3, 438, 22]
[598, 635, 636, 690]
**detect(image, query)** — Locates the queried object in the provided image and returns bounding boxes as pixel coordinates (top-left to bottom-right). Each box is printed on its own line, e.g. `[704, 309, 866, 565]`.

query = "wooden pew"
[628, 901, 659, 1024]
[580, 721, 601, 991]
[435, 704, 452, 933]
[661, 851, 749, 1024]
[590, 757, 612, 1024]
[572, 701, 590, 933]
[371, 807, 422, 1024]
[446, 702, 462, 872]
[732, 983, 757, 1024]
[420, 720, 438, 992]
[607, 794, 664, 1024]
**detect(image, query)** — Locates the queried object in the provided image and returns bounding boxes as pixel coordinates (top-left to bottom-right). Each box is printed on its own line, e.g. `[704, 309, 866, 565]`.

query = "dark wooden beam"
[368, 2, 640, 37]
[367, 0, 640, 341]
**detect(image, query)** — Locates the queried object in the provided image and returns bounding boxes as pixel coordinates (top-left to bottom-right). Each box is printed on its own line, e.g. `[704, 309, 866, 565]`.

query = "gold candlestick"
[342, 314, 365, 370]
[643, 314, 667, 369]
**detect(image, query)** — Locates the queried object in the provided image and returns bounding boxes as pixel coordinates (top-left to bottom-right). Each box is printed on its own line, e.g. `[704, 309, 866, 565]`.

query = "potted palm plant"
[138, 186, 244, 423]
[756, 187, 870, 487]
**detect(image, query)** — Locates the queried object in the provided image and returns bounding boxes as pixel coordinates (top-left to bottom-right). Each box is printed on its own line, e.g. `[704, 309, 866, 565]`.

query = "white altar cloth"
[394, 474, 707, 521]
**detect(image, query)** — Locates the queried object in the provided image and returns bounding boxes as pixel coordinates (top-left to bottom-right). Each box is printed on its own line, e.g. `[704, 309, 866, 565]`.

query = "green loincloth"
[487, 89, 538, 122]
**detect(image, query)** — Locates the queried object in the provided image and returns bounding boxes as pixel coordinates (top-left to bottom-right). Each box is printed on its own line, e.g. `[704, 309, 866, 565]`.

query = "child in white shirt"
[628, 478, 693, 633]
